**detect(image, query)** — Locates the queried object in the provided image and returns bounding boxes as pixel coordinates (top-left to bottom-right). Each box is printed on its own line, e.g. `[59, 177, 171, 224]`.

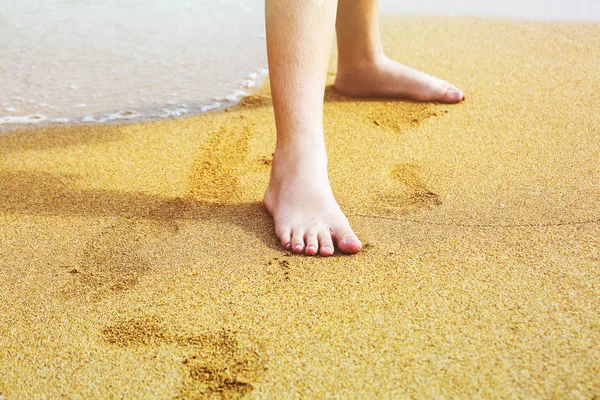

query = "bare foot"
[264, 145, 361, 256]
[334, 55, 464, 103]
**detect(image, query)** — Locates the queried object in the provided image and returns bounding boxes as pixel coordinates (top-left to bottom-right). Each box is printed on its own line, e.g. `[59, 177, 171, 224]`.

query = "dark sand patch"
[102, 317, 266, 399]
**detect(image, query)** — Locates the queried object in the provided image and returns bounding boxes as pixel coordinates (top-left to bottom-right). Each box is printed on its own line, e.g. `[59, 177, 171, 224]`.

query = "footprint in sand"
[256, 155, 273, 167]
[101, 316, 266, 399]
[187, 115, 274, 206]
[265, 256, 293, 282]
[61, 221, 152, 301]
[374, 163, 442, 215]
[368, 105, 447, 134]
[187, 120, 253, 204]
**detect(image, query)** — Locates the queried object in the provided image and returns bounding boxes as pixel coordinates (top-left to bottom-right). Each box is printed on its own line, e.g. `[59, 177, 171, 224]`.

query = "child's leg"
[335, 0, 464, 102]
[264, 0, 362, 256]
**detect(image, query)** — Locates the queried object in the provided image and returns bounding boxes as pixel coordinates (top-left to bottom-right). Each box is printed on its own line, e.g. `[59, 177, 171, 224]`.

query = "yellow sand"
[1, 16, 599, 399]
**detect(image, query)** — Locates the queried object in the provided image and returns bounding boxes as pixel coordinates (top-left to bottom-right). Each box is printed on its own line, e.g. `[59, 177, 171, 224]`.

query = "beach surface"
[1, 16, 599, 398]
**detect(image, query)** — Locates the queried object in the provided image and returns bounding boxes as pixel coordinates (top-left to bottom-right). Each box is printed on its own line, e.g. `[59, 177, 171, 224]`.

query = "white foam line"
[200, 102, 223, 113]
[225, 89, 248, 102]
[241, 79, 256, 89]
[51, 117, 70, 123]
[156, 107, 188, 118]
[98, 110, 143, 122]
[0, 115, 47, 124]
[2, 66, 270, 127]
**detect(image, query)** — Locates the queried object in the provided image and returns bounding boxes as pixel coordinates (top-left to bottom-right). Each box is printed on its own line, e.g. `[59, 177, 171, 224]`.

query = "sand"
[1, 16, 599, 399]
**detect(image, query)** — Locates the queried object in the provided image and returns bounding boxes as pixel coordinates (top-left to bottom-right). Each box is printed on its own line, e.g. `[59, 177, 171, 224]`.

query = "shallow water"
[0, 0, 267, 130]
[1, 0, 599, 131]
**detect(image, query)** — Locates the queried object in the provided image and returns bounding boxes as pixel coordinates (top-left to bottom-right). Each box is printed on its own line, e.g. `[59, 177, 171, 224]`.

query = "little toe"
[305, 230, 319, 256]
[318, 230, 334, 256]
[278, 227, 292, 250]
[291, 229, 305, 253]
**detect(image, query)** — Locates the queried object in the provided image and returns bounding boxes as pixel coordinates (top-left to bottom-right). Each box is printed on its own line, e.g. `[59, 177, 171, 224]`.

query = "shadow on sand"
[0, 170, 281, 251]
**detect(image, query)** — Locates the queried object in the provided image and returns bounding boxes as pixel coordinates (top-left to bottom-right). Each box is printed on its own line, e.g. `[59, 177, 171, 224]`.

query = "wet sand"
[1, 16, 599, 398]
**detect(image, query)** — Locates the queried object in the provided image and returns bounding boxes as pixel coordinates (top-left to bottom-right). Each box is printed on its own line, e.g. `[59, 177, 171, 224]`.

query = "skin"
[264, 0, 464, 256]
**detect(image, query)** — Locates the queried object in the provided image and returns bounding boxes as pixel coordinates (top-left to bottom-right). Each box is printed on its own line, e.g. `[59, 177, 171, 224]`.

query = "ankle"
[274, 132, 326, 157]
[273, 144, 327, 165]
[271, 143, 328, 179]
[337, 49, 386, 74]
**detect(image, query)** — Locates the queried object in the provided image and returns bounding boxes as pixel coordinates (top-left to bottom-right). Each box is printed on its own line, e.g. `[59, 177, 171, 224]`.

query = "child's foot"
[334, 55, 464, 103]
[264, 145, 361, 256]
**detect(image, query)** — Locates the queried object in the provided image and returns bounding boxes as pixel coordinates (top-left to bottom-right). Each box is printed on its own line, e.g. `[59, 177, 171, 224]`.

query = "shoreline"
[0, 67, 269, 133]
[2, 2, 599, 132]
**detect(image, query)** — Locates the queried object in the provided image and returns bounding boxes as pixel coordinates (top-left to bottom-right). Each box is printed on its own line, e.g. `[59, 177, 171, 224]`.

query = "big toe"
[334, 225, 362, 254]
[441, 84, 464, 103]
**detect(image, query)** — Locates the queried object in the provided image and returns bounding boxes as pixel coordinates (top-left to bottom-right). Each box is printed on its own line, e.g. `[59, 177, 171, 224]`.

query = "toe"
[291, 229, 305, 253]
[332, 223, 362, 254]
[305, 230, 319, 256]
[443, 84, 464, 103]
[318, 229, 334, 256]
[278, 226, 292, 250]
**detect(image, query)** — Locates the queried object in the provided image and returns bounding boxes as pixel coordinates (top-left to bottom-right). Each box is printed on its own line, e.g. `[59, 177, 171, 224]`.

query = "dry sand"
[1, 16, 599, 399]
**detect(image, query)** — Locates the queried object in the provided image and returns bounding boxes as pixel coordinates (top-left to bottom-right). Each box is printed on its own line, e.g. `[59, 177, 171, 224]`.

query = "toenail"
[284, 242, 291, 249]
[294, 244, 303, 251]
